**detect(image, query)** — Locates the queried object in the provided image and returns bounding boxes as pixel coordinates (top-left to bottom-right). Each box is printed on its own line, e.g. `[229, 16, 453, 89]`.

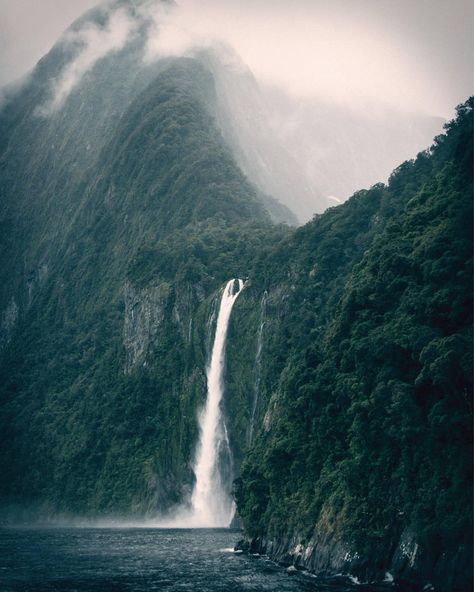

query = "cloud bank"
[0, 0, 100, 87]
[160, 0, 473, 117]
[6, 0, 471, 118]
[39, 6, 137, 114]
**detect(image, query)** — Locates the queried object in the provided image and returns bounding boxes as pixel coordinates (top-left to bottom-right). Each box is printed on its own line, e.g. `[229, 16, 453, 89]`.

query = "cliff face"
[0, 42, 275, 519]
[232, 100, 473, 591]
[237, 529, 472, 592]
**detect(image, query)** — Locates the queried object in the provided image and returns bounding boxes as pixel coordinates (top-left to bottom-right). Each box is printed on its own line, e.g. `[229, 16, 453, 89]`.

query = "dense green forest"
[0, 5, 471, 587]
[0, 54, 280, 517]
[233, 99, 473, 590]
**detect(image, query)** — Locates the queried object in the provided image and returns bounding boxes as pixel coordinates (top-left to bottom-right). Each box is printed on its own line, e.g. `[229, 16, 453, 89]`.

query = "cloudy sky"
[0, 0, 472, 117]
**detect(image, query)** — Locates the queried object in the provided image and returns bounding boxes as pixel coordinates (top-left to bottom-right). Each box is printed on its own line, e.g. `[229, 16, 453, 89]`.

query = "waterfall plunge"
[154, 279, 244, 528]
[188, 278, 244, 527]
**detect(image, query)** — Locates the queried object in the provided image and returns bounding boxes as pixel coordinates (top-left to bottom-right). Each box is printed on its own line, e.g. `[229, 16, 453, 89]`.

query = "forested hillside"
[0, 55, 279, 518]
[233, 99, 473, 591]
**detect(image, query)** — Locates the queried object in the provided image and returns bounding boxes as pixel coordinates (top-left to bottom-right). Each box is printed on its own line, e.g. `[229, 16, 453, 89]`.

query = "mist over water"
[12, 275, 242, 530]
[22, 279, 244, 531]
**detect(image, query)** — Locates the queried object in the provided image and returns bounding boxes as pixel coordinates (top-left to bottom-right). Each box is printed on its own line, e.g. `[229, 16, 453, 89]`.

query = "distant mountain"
[196, 47, 444, 223]
[198, 45, 328, 223]
[263, 87, 445, 209]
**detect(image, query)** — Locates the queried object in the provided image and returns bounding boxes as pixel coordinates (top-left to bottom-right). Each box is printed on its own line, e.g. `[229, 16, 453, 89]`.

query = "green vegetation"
[235, 100, 473, 563]
[0, 56, 280, 518]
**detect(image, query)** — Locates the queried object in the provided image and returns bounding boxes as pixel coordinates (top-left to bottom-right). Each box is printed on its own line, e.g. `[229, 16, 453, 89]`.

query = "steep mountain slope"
[1, 0, 299, 521]
[198, 46, 327, 223]
[233, 99, 473, 592]
[0, 45, 282, 518]
[0, 0, 443, 229]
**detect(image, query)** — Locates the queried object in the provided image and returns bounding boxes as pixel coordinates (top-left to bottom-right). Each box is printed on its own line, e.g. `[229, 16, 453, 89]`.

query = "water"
[153, 280, 244, 529]
[189, 279, 244, 527]
[0, 527, 392, 591]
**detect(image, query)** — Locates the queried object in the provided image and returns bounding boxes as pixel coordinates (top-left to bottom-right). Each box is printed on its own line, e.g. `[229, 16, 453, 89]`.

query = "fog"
[1, 0, 472, 117]
[154, 0, 473, 117]
[39, 7, 136, 114]
[0, 0, 100, 85]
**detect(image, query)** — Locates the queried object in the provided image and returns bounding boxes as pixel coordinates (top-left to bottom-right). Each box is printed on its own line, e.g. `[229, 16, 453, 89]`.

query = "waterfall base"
[154, 279, 244, 529]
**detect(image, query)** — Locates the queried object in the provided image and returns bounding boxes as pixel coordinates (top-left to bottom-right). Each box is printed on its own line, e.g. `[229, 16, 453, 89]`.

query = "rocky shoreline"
[234, 531, 472, 591]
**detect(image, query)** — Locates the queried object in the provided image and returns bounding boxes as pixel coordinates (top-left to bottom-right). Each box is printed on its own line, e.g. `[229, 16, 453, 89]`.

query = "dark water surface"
[0, 528, 392, 592]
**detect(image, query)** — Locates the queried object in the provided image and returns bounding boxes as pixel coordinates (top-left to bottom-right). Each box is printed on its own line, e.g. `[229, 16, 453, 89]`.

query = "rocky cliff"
[232, 100, 473, 592]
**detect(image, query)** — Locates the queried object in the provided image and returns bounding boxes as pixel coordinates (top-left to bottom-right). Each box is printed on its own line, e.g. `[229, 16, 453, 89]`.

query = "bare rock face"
[123, 280, 171, 373]
[237, 528, 472, 592]
[172, 282, 206, 345]
[0, 297, 19, 352]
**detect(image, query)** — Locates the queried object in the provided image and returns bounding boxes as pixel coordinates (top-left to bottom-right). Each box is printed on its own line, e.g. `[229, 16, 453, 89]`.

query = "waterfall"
[188, 278, 244, 527]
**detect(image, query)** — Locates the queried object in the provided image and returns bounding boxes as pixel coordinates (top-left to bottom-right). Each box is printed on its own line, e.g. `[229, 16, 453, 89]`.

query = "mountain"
[233, 99, 473, 591]
[0, 1, 279, 517]
[0, 0, 443, 227]
[195, 47, 443, 223]
[263, 88, 445, 207]
[0, 1, 472, 589]
[197, 45, 329, 223]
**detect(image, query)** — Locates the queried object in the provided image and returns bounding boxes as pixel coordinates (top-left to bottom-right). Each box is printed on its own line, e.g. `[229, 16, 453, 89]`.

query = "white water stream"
[158, 279, 244, 528]
[189, 278, 244, 526]
[154, 279, 244, 528]
[248, 290, 267, 445]
[190, 280, 244, 526]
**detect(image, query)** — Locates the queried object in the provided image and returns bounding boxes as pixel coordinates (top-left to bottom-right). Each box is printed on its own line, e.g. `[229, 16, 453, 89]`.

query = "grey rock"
[0, 297, 19, 351]
[123, 280, 171, 373]
[243, 530, 472, 591]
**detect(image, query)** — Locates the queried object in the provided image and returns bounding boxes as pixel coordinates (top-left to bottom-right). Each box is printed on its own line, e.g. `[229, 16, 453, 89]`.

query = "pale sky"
[0, 0, 472, 117]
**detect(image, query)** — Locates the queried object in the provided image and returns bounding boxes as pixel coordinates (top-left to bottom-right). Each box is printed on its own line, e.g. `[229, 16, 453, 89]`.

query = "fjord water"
[0, 527, 388, 591]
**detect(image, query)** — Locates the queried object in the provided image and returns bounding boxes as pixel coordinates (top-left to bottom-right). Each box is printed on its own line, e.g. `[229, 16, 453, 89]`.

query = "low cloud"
[142, 2, 212, 61]
[143, 0, 472, 118]
[22, 0, 472, 119]
[39, 6, 137, 115]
